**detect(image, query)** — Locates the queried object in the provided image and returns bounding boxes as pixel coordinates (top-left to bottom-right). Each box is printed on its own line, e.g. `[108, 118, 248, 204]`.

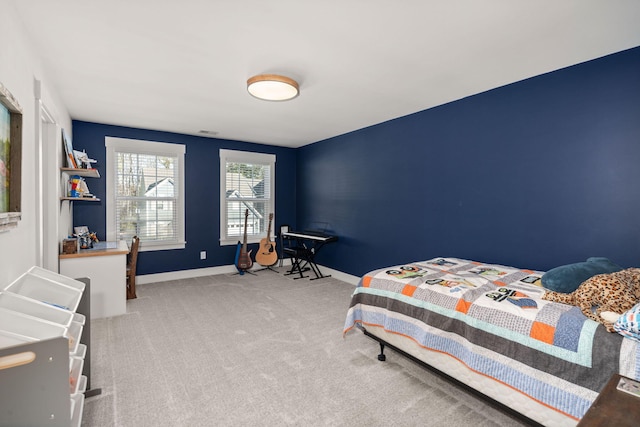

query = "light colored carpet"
[82, 268, 529, 426]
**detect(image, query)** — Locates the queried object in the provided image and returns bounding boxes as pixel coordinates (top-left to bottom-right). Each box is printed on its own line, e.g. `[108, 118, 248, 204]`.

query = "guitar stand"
[233, 269, 256, 276]
[255, 263, 279, 273]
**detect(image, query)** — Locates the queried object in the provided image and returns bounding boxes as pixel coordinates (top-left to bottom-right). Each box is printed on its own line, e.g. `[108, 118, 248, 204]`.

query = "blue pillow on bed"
[614, 302, 640, 342]
[541, 257, 622, 294]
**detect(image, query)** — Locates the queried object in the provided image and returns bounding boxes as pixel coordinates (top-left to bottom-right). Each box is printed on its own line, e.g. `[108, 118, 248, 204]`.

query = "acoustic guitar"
[236, 209, 253, 271]
[256, 213, 278, 267]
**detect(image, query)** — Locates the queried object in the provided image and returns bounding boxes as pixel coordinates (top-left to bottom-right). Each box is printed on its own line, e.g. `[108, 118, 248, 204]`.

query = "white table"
[59, 240, 129, 319]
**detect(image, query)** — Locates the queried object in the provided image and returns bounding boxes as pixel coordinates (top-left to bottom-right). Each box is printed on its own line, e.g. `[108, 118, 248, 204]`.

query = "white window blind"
[106, 137, 185, 251]
[220, 149, 275, 245]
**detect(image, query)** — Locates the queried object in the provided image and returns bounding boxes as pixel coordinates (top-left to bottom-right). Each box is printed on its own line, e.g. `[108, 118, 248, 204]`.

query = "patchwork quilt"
[343, 258, 640, 420]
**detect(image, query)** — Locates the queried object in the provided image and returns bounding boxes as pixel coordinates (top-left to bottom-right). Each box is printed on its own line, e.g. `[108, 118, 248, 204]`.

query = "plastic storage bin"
[0, 329, 36, 349]
[27, 266, 85, 292]
[0, 308, 69, 344]
[73, 343, 87, 359]
[69, 356, 85, 394]
[70, 392, 84, 427]
[66, 320, 83, 354]
[78, 375, 87, 394]
[0, 291, 76, 328]
[4, 272, 83, 312]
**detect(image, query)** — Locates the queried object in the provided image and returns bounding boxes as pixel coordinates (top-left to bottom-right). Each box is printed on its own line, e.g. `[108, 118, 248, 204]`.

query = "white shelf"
[60, 167, 100, 178]
[60, 197, 100, 202]
[60, 168, 100, 201]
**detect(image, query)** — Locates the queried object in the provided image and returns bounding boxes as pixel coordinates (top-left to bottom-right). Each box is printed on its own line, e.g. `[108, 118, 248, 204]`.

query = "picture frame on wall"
[0, 81, 22, 232]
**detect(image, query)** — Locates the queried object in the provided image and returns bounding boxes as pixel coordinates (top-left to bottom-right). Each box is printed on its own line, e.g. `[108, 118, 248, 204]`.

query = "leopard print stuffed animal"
[542, 268, 640, 332]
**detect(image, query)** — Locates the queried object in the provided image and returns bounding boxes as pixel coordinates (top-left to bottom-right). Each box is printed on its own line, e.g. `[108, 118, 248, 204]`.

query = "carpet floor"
[82, 267, 529, 426]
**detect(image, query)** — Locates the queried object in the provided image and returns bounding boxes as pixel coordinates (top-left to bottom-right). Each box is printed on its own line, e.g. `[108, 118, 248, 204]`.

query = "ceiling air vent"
[198, 130, 219, 137]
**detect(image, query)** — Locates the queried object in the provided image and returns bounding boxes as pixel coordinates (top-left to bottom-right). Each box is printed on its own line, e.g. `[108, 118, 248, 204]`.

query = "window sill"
[220, 238, 261, 246]
[138, 241, 186, 252]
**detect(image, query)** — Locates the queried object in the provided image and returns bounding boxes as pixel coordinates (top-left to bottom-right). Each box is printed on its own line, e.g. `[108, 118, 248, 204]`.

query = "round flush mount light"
[247, 74, 299, 101]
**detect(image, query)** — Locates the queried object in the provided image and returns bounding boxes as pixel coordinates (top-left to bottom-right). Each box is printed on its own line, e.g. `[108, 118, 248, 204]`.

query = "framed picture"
[0, 82, 22, 232]
[62, 128, 78, 168]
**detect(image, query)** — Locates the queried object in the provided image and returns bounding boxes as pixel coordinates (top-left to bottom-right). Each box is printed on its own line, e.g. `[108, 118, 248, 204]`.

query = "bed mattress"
[343, 257, 640, 425]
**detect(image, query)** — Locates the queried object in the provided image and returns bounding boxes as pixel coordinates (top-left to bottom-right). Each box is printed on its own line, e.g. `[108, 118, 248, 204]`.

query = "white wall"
[0, 1, 72, 284]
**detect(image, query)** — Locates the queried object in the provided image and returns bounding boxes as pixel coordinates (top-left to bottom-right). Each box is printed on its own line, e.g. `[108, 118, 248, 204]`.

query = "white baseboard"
[317, 266, 360, 285]
[136, 265, 238, 285]
[136, 264, 361, 286]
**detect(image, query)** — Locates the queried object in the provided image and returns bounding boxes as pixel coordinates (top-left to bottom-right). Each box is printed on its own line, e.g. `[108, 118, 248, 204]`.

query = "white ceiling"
[12, 1, 640, 148]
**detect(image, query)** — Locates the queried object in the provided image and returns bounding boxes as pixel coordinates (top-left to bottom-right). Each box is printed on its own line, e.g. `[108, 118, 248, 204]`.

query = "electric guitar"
[233, 241, 244, 275]
[255, 213, 278, 266]
[236, 209, 253, 271]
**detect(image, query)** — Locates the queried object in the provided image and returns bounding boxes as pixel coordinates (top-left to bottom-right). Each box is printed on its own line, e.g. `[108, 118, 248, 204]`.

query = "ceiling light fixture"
[247, 74, 299, 101]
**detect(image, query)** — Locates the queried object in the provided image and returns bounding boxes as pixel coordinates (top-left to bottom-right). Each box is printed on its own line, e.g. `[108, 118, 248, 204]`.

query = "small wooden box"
[62, 239, 78, 255]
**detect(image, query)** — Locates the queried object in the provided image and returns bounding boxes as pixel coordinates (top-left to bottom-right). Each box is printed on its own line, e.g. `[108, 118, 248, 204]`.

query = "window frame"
[219, 149, 275, 246]
[105, 136, 186, 252]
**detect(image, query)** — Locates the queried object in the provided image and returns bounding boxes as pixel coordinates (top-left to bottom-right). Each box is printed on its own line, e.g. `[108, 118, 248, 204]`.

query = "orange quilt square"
[455, 299, 472, 314]
[401, 284, 418, 297]
[530, 321, 555, 344]
[362, 276, 372, 287]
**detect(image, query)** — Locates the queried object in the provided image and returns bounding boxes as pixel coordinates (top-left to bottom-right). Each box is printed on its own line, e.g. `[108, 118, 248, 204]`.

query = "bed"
[343, 257, 640, 426]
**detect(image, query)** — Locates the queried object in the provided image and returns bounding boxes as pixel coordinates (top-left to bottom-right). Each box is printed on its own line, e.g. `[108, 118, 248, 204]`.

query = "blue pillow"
[541, 257, 622, 293]
[614, 302, 640, 342]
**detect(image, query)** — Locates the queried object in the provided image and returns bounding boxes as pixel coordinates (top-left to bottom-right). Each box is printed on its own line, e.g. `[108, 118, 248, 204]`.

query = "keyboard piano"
[282, 230, 337, 242]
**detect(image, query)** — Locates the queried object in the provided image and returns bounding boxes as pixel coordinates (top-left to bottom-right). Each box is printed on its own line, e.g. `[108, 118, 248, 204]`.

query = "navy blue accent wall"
[71, 122, 297, 275]
[297, 46, 640, 276]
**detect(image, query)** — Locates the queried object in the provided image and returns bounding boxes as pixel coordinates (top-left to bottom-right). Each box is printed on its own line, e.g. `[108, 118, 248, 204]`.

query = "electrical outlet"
[200, 251, 206, 260]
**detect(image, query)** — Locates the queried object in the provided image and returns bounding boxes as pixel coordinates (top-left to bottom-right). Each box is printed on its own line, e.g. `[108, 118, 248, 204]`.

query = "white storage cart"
[0, 268, 91, 427]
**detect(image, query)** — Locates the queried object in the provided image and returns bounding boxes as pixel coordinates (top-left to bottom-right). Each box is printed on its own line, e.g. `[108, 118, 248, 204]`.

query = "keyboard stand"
[282, 231, 337, 280]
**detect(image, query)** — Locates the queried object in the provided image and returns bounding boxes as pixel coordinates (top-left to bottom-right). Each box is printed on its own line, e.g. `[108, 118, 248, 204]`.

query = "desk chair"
[126, 236, 140, 299]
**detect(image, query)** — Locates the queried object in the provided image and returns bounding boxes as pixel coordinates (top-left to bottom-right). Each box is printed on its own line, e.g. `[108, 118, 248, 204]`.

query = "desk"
[59, 240, 129, 319]
[577, 374, 640, 426]
[282, 231, 337, 280]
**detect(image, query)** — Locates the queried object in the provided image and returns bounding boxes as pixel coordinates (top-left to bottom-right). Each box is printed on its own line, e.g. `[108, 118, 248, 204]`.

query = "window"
[220, 149, 275, 246]
[106, 137, 185, 251]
